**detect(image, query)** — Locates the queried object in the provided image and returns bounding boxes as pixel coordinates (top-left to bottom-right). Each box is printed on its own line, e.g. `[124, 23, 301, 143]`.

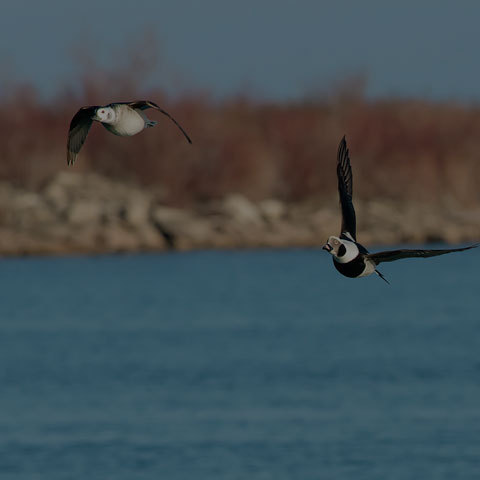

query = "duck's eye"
[100, 110, 105, 114]
[338, 244, 347, 257]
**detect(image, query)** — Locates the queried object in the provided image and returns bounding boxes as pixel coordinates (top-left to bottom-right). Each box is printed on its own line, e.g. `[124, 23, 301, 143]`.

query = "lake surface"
[0, 248, 479, 479]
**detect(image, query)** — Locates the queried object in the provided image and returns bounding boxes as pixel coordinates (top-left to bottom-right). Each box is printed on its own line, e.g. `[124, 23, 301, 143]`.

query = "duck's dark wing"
[67, 106, 97, 165]
[337, 135, 356, 240]
[127, 100, 192, 144]
[367, 244, 478, 265]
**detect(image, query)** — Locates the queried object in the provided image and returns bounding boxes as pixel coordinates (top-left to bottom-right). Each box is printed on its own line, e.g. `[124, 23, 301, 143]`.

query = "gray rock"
[67, 200, 104, 226]
[1, 189, 57, 228]
[222, 194, 264, 226]
[258, 199, 286, 223]
[151, 205, 214, 248]
[124, 191, 153, 227]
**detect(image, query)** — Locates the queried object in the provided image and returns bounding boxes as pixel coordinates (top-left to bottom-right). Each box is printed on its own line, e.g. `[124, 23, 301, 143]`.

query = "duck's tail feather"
[375, 269, 390, 285]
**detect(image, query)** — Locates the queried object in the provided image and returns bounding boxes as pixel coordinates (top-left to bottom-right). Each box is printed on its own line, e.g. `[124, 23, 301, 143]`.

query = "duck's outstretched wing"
[367, 244, 478, 265]
[337, 135, 356, 240]
[127, 100, 192, 144]
[67, 106, 97, 165]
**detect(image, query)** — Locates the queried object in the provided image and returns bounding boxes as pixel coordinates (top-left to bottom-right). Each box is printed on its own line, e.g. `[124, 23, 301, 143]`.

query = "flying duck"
[323, 136, 477, 283]
[67, 100, 192, 165]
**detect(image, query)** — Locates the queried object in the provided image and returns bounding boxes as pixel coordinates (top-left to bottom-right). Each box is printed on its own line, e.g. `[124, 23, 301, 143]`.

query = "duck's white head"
[322, 235, 359, 263]
[93, 106, 116, 124]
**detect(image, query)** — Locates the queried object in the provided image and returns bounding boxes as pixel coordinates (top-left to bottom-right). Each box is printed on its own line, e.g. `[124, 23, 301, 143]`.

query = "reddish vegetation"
[1, 43, 480, 208]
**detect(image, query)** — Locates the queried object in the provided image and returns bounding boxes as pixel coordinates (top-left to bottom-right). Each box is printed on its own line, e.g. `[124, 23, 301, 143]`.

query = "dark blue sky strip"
[1, 0, 479, 101]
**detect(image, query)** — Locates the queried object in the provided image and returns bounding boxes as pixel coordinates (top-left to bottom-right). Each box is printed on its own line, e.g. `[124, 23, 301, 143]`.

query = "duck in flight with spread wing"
[322, 136, 478, 284]
[67, 101, 192, 165]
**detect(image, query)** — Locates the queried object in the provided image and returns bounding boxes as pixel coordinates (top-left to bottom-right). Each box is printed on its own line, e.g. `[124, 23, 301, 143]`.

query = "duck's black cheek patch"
[338, 244, 347, 257]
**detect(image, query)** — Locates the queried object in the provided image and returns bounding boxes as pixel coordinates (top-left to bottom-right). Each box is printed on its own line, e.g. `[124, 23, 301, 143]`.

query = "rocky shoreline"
[0, 172, 479, 257]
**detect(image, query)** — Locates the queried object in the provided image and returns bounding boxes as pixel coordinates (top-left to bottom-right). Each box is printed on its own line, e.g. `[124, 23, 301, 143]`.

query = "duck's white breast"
[105, 106, 145, 136]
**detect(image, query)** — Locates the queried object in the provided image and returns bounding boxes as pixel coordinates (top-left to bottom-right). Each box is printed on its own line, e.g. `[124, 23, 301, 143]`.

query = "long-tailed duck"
[67, 100, 192, 165]
[323, 136, 477, 283]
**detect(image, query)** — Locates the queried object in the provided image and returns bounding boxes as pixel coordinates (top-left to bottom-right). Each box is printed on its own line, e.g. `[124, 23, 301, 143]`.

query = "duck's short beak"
[322, 243, 333, 252]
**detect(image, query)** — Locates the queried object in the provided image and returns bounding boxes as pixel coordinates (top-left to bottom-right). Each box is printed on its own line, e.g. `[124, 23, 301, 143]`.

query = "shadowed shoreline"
[1, 172, 478, 257]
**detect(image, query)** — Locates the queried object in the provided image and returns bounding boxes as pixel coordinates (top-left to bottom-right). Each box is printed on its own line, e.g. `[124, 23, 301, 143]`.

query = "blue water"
[0, 248, 479, 479]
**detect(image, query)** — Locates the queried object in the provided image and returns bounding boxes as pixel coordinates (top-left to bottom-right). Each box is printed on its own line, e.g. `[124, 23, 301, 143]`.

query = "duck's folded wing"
[127, 100, 192, 144]
[67, 106, 96, 165]
[337, 136, 356, 240]
[367, 245, 478, 265]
